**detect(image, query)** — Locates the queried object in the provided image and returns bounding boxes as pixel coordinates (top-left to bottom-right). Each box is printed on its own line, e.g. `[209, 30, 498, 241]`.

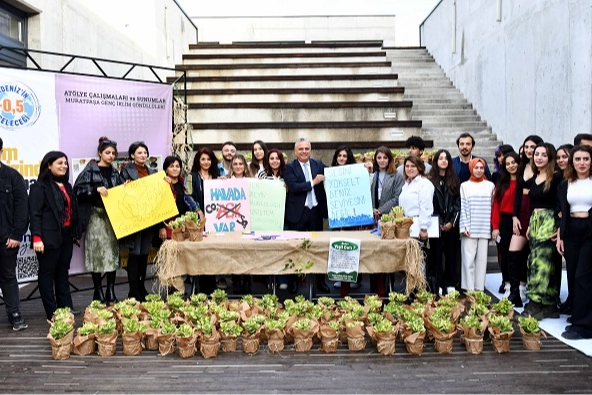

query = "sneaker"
[278, 283, 288, 291]
[333, 282, 342, 288]
[216, 277, 227, 289]
[519, 285, 528, 303]
[350, 282, 359, 289]
[8, 313, 28, 331]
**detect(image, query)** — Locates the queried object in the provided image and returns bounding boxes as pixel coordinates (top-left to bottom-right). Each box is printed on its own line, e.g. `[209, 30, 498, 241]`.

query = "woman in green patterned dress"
[73, 137, 124, 304]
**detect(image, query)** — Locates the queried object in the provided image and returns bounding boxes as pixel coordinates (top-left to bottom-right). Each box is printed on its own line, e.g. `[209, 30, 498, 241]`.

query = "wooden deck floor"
[1, 276, 591, 394]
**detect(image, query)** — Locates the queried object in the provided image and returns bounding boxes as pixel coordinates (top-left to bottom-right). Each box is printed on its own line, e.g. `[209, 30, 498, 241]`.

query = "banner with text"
[0, 68, 173, 281]
[324, 163, 374, 228]
[249, 179, 286, 232]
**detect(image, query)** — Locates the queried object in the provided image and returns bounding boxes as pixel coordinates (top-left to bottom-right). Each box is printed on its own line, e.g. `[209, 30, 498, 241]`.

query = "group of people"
[1, 132, 591, 342]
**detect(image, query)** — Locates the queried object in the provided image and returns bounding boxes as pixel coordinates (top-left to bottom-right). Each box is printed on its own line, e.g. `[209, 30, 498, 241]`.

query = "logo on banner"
[0, 81, 41, 130]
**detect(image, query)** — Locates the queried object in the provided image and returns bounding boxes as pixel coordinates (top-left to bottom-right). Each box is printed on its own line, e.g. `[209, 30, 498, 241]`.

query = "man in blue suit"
[283, 137, 331, 294]
[452, 132, 492, 183]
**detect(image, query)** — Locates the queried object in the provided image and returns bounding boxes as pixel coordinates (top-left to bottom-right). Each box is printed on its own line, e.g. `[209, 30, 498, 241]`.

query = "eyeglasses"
[101, 139, 117, 147]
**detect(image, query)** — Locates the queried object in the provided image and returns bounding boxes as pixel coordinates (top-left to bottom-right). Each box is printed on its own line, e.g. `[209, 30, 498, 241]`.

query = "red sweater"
[491, 179, 516, 230]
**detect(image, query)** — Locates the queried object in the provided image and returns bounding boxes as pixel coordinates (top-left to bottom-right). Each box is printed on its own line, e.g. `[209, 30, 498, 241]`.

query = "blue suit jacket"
[283, 159, 328, 223]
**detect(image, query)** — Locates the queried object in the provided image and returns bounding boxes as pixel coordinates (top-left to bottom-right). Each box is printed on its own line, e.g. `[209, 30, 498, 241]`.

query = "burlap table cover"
[156, 231, 425, 295]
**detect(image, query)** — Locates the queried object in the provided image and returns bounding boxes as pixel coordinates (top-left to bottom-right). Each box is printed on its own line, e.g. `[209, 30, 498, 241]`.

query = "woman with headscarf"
[459, 158, 495, 291]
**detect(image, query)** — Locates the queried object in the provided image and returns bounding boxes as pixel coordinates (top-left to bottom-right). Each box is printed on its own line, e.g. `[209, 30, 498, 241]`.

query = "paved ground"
[1, 275, 591, 394]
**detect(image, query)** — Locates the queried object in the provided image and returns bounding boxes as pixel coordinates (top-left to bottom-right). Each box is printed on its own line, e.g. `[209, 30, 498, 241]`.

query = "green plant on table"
[367, 313, 384, 327]
[346, 320, 364, 329]
[89, 300, 106, 310]
[317, 296, 335, 307]
[391, 206, 405, 216]
[460, 315, 481, 331]
[415, 290, 434, 304]
[166, 294, 186, 311]
[119, 305, 141, 319]
[219, 310, 240, 323]
[145, 293, 163, 303]
[49, 320, 73, 340]
[265, 319, 285, 331]
[383, 301, 406, 319]
[431, 316, 453, 334]
[327, 321, 340, 331]
[258, 294, 279, 311]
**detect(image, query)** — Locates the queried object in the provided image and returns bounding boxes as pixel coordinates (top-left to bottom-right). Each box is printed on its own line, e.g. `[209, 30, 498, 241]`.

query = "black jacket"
[0, 162, 29, 242]
[119, 162, 156, 182]
[29, 180, 81, 248]
[73, 161, 123, 233]
[432, 180, 461, 228]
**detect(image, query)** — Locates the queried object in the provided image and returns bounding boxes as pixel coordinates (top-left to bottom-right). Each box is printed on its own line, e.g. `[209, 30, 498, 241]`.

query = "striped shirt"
[460, 180, 494, 238]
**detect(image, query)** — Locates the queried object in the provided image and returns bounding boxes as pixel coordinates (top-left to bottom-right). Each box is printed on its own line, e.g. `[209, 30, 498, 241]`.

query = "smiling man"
[283, 137, 331, 294]
[452, 132, 492, 183]
[217, 141, 237, 177]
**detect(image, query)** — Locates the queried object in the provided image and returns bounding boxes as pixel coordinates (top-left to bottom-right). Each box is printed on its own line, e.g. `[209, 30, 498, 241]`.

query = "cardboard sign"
[249, 179, 286, 231]
[327, 238, 361, 283]
[102, 171, 178, 239]
[325, 164, 374, 228]
[204, 179, 250, 232]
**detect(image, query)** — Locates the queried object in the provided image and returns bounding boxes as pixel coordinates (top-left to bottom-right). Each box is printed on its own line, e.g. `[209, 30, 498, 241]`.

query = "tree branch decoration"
[282, 240, 314, 277]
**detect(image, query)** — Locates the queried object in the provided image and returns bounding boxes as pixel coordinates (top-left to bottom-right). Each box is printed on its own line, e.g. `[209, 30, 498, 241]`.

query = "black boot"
[91, 273, 105, 303]
[507, 251, 523, 307]
[126, 255, 141, 301]
[105, 271, 119, 304]
[138, 254, 149, 301]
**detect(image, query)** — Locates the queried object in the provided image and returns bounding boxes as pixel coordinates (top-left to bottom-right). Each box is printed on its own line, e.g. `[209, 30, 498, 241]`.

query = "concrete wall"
[193, 16, 396, 46]
[420, 0, 592, 149]
[11, 0, 197, 79]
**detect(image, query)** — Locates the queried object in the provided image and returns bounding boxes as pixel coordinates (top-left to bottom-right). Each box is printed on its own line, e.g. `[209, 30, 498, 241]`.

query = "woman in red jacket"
[491, 152, 520, 296]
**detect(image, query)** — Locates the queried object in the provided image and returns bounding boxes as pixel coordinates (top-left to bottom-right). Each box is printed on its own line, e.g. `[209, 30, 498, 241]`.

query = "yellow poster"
[102, 171, 179, 239]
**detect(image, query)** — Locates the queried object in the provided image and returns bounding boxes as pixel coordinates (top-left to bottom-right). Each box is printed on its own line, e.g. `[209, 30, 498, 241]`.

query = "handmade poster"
[249, 179, 286, 231]
[324, 163, 374, 228]
[327, 238, 361, 283]
[204, 179, 250, 232]
[102, 171, 178, 239]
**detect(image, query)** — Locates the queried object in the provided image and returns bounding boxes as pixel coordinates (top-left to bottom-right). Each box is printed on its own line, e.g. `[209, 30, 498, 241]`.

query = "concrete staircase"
[171, 41, 501, 163]
[384, 48, 500, 159]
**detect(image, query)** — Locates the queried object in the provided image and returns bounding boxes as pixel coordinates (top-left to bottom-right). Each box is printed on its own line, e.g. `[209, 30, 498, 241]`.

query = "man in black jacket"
[0, 138, 29, 331]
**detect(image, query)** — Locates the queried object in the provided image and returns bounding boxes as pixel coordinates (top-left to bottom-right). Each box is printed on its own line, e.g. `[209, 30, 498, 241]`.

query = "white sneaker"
[519, 285, 528, 302]
[333, 282, 342, 288]
[503, 283, 511, 297]
[278, 283, 288, 291]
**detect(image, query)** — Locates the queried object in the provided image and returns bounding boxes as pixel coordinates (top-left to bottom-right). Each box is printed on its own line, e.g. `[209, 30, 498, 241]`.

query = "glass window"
[0, 9, 25, 43]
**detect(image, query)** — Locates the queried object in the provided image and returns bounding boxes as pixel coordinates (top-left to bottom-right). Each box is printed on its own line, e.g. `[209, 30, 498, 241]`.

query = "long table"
[155, 231, 426, 296]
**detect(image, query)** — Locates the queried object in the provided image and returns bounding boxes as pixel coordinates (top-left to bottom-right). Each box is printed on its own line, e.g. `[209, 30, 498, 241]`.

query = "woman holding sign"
[186, 147, 221, 295]
[249, 140, 269, 178]
[258, 148, 285, 181]
[73, 137, 124, 304]
[120, 141, 157, 302]
[229, 154, 252, 179]
[30, 151, 81, 319]
[369, 146, 404, 295]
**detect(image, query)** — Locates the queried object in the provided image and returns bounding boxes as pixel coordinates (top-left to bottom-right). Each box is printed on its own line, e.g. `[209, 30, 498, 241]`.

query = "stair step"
[182, 55, 388, 65]
[187, 106, 412, 123]
[177, 79, 400, 89]
[182, 65, 393, 77]
[190, 123, 422, 146]
[186, 91, 405, 103]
